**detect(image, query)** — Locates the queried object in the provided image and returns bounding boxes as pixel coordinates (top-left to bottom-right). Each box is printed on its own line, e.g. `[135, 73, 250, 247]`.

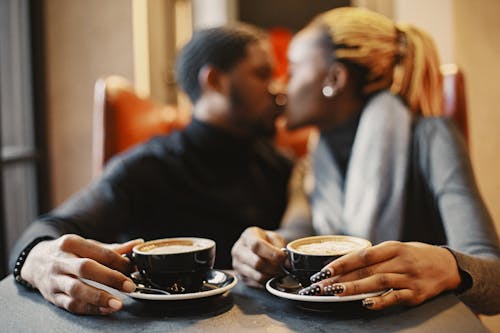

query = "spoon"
[275, 275, 303, 293]
[133, 285, 171, 295]
[79, 277, 170, 295]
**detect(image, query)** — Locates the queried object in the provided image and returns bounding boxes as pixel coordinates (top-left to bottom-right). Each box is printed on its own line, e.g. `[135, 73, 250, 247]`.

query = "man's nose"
[268, 80, 288, 107]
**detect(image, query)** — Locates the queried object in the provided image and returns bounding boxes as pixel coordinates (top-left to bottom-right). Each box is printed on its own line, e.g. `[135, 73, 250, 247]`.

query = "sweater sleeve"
[8, 151, 138, 270]
[278, 158, 314, 242]
[417, 118, 500, 314]
[448, 249, 500, 315]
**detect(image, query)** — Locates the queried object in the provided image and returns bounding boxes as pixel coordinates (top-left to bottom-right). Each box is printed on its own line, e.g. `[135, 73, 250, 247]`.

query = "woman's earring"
[322, 85, 336, 98]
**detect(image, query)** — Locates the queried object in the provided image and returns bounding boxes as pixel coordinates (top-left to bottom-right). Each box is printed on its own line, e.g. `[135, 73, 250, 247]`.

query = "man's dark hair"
[176, 25, 265, 103]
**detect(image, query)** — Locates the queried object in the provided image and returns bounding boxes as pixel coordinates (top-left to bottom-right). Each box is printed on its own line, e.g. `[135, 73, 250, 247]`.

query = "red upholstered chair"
[274, 118, 314, 159]
[92, 76, 191, 178]
[441, 64, 469, 144]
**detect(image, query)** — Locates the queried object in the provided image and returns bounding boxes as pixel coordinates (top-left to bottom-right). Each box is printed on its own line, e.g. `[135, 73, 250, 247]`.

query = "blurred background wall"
[43, 0, 135, 204]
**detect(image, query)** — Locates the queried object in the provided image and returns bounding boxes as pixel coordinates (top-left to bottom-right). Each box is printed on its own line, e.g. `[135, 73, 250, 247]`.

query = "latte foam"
[145, 244, 203, 254]
[137, 238, 213, 255]
[294, 240, 363, 255]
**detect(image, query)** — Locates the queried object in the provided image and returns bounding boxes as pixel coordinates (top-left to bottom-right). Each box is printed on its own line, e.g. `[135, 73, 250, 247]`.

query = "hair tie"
[395, 27, 408, 64]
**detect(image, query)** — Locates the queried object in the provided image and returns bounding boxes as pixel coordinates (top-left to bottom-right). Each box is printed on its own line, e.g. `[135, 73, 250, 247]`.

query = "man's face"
[225, 41, 282, 138]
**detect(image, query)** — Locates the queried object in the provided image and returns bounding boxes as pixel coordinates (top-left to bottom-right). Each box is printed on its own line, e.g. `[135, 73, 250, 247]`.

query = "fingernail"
[310, 269, 332, 283]
[298, 284, 321, 296]
[99, 307, 114, 314]
[122, 280, 136, 292]
[362, 298, 375, 308]
[324, 283, 344, 295]
[108, 298, 122, 310]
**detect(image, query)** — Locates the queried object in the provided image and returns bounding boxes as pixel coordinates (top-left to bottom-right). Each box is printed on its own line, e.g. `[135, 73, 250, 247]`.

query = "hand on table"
[232, 227, 288, 287]
[21, 234, 143, 315]
[298, 241, 462, 310]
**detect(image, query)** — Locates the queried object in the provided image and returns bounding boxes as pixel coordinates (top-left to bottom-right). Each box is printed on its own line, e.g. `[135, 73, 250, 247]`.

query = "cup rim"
[286, 235, 371, 256]
[133, 237, 215, 255]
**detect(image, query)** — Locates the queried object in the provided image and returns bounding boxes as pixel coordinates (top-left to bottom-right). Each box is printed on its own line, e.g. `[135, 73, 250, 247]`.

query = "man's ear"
[198, 65, 228, 94]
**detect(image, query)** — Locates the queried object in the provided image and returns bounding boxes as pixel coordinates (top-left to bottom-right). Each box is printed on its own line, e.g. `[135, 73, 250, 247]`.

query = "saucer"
[127, 269, 237, 301]
[266, 276, 385, 303]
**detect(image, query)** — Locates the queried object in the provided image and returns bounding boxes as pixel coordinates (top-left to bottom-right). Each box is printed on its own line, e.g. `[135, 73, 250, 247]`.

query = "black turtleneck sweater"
[10, 120, 292, 268]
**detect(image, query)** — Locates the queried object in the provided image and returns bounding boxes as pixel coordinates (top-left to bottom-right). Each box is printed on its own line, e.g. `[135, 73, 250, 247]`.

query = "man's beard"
[229, 85, 276, 139]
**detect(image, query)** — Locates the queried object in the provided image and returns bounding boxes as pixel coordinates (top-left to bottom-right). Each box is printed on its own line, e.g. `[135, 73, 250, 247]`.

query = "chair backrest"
[441, 64, 468, 143]
[92, 76, 190, 178]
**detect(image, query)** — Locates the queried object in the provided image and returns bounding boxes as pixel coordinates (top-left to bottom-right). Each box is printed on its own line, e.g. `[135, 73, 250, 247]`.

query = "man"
[10, 25, 291, 315]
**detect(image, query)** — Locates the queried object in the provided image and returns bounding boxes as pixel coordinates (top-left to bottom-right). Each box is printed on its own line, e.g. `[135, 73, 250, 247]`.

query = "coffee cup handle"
[122, 252, 138, 272]
[122, 252, 134, 262]
[280, 248, 292, 276]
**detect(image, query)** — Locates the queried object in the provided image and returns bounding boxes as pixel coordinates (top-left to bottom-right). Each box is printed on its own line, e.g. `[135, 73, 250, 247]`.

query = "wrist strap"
[13, 236, 54, 290]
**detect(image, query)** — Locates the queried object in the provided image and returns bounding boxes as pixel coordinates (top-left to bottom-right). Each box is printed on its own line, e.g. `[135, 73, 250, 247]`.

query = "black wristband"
[13, 236, 54, 290]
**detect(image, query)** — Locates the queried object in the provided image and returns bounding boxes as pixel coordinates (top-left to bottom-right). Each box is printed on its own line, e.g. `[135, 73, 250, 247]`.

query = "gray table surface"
[0, 273, 488, 333]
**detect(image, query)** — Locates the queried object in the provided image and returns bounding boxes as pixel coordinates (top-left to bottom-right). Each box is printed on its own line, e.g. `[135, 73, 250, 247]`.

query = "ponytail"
[392, 24, 443, 116]
[313, 7, 443, 116]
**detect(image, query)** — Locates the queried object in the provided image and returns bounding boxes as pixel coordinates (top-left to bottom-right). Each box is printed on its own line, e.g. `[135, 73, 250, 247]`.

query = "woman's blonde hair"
[311, 7, 442, 116]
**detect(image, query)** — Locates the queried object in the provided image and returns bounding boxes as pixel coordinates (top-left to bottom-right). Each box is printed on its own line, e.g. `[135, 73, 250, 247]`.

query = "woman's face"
[285, 28, 332, 130]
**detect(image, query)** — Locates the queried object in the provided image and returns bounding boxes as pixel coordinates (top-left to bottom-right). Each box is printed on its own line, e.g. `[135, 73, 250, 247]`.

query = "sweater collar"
[183, 119, 255, 157]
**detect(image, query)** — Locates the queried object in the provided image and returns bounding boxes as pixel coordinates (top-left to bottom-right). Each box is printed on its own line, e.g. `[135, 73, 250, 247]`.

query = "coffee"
[285, 235, 371, 286]
[290, 236, 371, 256]
[131, 237, 216, 293]
[137, 239, 212, 255]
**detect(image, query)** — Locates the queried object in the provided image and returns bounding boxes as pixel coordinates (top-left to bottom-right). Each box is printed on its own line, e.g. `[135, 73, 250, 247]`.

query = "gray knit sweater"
[280, 116, 500, 315]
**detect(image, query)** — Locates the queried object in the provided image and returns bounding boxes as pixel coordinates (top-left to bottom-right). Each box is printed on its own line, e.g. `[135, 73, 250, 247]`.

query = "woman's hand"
[21, 234, 143, 315]
[298, 241, 462, 310]
[232, 227, 288, 287]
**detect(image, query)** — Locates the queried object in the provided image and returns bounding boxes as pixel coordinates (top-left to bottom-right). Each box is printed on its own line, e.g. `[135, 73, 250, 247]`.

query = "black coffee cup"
[131, 237, 216, 294]
[284, 235, 371, 287]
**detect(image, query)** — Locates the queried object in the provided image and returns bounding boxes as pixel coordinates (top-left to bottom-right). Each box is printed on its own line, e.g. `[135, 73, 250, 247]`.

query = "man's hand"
[232, 227, 287, 287]
[21, 234, 143, 315]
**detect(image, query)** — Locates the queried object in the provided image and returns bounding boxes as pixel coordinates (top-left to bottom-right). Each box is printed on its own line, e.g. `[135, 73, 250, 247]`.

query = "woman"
[232, 7, 500, 314]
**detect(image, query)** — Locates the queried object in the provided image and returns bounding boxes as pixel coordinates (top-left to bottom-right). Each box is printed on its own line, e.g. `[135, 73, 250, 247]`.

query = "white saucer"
[266, 276, 385, 303]
[127, 269, 238, 301]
